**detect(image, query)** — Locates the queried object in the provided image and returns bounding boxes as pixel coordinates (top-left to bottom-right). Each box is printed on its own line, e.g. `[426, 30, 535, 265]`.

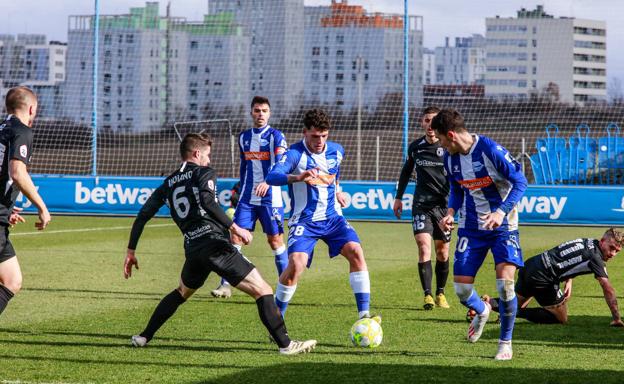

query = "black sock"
[140, 289, 186, 342]
[435, 260, 449, 295]
[517, 307, 561, 324]
[256, 294, 290, 348]
[418, 261, 433, 296]
[0, 284, 14, 316]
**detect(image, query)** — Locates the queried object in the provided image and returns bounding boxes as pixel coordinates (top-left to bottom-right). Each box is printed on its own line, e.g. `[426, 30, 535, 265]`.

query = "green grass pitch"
[0, 216, 622, 383]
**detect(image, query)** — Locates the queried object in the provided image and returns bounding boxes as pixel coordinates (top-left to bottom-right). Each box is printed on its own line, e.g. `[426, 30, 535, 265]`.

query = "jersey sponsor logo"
[559, 243, 584, 257]
[555, 255, 583, 269]
[458, 176, 493, 190]
[415, 158, 443, 167]
[19, 145, 27, 158]
[472, 161, 484, 172]
[244, 151, 270, 161]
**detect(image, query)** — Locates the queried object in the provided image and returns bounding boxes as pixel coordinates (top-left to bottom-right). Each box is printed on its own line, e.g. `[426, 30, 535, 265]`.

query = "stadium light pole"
[91, 0, 100, 177]
[402, 0, 409, 160]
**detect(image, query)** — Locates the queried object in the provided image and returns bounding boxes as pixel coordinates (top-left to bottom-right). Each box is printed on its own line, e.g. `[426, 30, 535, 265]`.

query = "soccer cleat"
[279, 339, 317, 355]
[494, 340, 513, 361]
[360, 313, 382, 325]
[131, 335, 148, 347]
[435, 293, 450, 308]
[467, 301, 491, 343]
[423, 294, 435, 310]
[211, 283, 232, 299]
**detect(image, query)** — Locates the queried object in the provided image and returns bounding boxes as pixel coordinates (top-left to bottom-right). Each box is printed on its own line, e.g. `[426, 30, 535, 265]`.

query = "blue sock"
[273, 245, 288, 276]
[499, 296, 517, 341]
[220, 277, 229, 286]
[275, 283, 296, 317]
[463, 290, 486, 314]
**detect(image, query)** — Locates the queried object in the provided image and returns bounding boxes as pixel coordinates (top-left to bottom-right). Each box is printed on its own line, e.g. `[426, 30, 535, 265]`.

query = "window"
[312, 61, 320, 70]
[191, 41, 198, 49]
[336, 50, 344, 57]
[190, 66, 198, 73]
[532, 53, 537, 61]
[336, 73, 344, 82]
[126, 34, 134, 44]
[336, 35, 344, 44]
[312, 47, 320, 56]
[336, 87, 344, 96]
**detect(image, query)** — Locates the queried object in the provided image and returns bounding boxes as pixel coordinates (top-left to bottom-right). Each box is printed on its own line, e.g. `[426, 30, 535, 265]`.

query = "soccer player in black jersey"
[0, 87, 51, 317]
[393, 106, 451, 310]
[483, 228, 624, 326]
[124, 133, 316, 355]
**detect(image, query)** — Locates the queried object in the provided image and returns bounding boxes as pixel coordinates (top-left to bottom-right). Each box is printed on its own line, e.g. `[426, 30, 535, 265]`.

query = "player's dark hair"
[422, 106, 441, 116]
[180, 133, 212, 159]
[604, 228, 624, 247]
[431, 108, 466, 135]
[251, 96, 270, 109]
[303, 108, 331, 131]
[5, 86, 37, 113]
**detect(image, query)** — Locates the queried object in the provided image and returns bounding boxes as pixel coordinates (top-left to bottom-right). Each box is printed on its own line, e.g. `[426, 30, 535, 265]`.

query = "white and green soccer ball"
[350, 318, 383, 348]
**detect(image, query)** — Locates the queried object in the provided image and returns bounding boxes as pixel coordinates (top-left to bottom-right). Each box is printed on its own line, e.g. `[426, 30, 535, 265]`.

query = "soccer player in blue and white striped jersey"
[211, 96, 289, 299]
[266, 109, 375, 323]
[432, 109, 527, 361]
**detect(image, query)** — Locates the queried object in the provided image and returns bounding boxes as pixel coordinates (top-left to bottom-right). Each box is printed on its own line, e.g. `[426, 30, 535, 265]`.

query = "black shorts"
[181, 239, 255, 290]
[515, 257, 565, 307]
[412, 206, 451, 242]
[0, 226, 16, 263]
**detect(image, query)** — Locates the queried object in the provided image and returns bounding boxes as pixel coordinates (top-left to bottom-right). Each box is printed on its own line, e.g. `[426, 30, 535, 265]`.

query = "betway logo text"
[516, 195, 567, 220]
[75, 182, 155, 205]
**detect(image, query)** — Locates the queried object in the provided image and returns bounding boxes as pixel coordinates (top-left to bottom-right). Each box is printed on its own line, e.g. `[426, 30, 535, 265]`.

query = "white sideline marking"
[10, 223, 175, 237]
[2, 381, 94, 384]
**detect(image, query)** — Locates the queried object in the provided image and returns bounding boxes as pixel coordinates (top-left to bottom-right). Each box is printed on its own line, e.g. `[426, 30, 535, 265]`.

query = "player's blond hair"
[604, 228, 624, 247]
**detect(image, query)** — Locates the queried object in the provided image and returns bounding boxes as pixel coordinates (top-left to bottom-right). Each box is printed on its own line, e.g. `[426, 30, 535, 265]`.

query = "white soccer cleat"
[211, 284, 232, 298]
[279, 339, 317, 355]
[131, 335, 148, 347]
[467, 301, 491, 343]
[494, 340, 513, 361]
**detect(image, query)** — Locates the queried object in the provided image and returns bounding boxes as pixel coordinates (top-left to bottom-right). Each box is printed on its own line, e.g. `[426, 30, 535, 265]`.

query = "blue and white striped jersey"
[266, 140, 344, 225]
[444, 135, 527, 231]
[238, 125, 287, 207]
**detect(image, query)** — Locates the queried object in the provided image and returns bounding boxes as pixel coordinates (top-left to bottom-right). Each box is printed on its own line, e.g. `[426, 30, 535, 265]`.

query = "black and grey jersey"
[128, 162, 233, 250]
[0, 115, 33, 226]
[537, 238, 608, 282]
[395, 136, 449, 210]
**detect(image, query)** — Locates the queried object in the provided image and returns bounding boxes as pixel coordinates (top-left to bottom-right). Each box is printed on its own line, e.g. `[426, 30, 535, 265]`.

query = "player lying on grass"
[124, 133, 316, 355]
[480, 228, 624, 326]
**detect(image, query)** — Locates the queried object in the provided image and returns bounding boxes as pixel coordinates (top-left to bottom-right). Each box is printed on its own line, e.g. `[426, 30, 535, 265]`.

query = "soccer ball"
[350, 318, 383, 348]
[225, 208, 236, 220]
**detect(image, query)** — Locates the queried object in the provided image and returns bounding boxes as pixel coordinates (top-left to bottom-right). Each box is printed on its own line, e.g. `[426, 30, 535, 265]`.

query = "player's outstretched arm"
[10, 159, 50, 230]
[597, 277, 623, 326]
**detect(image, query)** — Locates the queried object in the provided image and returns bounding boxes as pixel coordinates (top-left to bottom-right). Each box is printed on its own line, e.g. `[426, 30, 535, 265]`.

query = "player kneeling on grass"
[481, 228, 624, 327]
[123, 133, 316, 355]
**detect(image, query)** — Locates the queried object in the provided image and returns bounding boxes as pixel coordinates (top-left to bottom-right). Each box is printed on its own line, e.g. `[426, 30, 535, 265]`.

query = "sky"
[1, 0, 622, 80]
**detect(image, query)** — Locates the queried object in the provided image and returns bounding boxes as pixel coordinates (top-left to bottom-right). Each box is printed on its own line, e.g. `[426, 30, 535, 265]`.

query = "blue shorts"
[233, 201, 284, 235]
[287, 215, 360, 267]
[453, 229, 523, 277]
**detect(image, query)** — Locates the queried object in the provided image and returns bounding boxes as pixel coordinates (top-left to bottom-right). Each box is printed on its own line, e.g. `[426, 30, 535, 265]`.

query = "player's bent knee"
[496, 279, 515, 301]
[454, 282, 473, 302]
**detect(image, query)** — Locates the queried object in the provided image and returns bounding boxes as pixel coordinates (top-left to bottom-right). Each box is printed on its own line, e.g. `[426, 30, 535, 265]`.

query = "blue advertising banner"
[18, 176, 624, 226]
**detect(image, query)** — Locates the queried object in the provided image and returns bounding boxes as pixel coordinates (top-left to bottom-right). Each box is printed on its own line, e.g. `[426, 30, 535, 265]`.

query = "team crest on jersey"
[436, 147, 444, 157]
[453, 165, 460, 173]
[472, 161, 484, 172]
[327, 159, 337, 169]
[20, 145, 27, 158]
[260, 139, 269, 146]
